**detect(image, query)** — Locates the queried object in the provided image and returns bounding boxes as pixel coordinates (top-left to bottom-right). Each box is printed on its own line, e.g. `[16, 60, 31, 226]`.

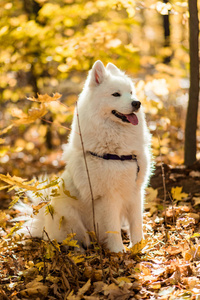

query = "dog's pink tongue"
[125, 113, 138, 125]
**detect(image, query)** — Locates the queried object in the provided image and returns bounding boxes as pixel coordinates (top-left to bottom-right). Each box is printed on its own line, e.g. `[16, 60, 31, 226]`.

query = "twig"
[76, 102, 107, 283]
[161, 163, 167, 225]
[157, 133, 168, 241]
[40, 117, 72, 132]
[168, 191, 176, 225]
[75, 102, 96, 234]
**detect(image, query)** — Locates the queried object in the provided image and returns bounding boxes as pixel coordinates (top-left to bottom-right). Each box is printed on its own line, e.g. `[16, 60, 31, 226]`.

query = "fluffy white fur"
[16, 61, 151, 252]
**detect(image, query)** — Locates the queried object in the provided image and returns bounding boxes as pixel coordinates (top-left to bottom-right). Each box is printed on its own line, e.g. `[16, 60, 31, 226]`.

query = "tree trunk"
[184, 0, 199, 166]
[163, 0, 170, 47]
[162, 0, 172, 63]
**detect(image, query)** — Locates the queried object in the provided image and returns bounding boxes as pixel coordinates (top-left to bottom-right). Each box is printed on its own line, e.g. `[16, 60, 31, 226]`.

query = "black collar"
[89, 151, 140, 173]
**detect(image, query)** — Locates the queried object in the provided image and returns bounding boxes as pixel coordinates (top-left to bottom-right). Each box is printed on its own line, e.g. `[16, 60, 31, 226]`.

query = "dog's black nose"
[131, 100, 141, 110]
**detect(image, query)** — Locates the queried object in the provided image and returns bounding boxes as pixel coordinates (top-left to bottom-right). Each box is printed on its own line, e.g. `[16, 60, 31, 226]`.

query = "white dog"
[17, 61, 151, 253]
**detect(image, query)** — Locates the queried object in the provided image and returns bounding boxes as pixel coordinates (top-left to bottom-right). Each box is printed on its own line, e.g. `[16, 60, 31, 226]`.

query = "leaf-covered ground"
[0, 161, 200, 300]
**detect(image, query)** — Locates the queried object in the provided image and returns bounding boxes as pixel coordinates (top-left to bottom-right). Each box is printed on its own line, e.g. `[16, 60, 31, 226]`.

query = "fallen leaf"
[171, 186, 188, 201]
[116, 277, 131, 284]
[20, 280, 48, 297]
[130, 239, 148, 255]
[77, 279, 91, 296]
[193, 197, 200, 206]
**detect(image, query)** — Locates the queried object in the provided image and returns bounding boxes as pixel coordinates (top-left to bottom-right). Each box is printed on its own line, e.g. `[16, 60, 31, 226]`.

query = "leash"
[89, 151, 140, 175]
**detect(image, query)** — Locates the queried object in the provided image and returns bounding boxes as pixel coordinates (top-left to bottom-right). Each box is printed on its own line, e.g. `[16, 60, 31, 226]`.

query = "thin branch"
[157, 133, 168, 241]
[40, 117, 72, 132]
[76, 102, 107, 283]
[75, 102, 97, 234]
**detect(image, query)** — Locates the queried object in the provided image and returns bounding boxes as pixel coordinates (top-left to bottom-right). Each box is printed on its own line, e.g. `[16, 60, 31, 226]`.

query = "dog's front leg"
[94, 198, 125, 253]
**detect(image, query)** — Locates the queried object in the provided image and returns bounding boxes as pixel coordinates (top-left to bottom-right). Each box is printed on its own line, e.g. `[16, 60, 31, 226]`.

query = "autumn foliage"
[0, 0, 200, 299]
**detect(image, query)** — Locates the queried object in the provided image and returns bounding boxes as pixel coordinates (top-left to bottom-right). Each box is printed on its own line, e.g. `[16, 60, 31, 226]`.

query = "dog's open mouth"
[112, 110, 138, 125]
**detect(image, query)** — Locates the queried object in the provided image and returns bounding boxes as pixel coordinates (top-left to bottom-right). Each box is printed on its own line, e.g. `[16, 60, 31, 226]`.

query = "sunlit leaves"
[27, 93, 62, 103]
[0, 173, 60, 195]
[155, 1, 172, 15]
[62, 233, 80, 248]
[0, 173, 38, 192]
[12, 104, 47, 125]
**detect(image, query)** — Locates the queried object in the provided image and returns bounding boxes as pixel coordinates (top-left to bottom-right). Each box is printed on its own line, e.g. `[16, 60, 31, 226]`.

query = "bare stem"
[157, 134, 167, 234]
[40, 117, 72, 132]
[75, 102, 97, 235]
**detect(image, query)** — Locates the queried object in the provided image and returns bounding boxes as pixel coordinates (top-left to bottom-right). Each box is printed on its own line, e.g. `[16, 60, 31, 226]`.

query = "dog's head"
[84, 60, 142, 126]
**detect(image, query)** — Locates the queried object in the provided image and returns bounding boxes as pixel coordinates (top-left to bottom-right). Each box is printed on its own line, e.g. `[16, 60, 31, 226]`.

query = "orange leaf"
[12, 103, 47, 125]
[28, 93, 62, 103]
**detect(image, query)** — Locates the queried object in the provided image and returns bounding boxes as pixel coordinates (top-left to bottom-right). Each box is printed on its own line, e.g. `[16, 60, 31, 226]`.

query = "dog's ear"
[90, 60, 106, 85]
[106, 62, 122, 76]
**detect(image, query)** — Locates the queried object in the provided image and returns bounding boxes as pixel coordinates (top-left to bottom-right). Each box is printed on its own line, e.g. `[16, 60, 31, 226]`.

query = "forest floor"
[0, 148, 200, 299]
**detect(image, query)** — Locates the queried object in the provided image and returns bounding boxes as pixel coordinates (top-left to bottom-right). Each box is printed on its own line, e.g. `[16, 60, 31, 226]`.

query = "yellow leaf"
[28, 93, 62, 103]
[0, 211, 7, 227]
[59, 216, 64, 230]
[32, 202, 48, 214]
[106, 231, 120, 234]
[0, 138, 5, 144]
[0, 173, 39, 192]
[149, 283, 161, 290]
[145, 187, 158, 202]
[190, 233, 200, 238]
[6, 223, 22, 237]
[62, 179, 78, 200]
[45, 204, 54, 217]
[35, 262, 45, 271]
[62, 233, 79, 248]
[117, 277, 131, 284]
[12, 103, 47, 125]
[0, 124, 14, 135]
[9, 196, 20, 209]
[130, 239, 148, 255]
[70, 255, 85, 264]
[171, 186, 188, 201]
[0, 146, 9, 157]
[0, 184, 10, 191]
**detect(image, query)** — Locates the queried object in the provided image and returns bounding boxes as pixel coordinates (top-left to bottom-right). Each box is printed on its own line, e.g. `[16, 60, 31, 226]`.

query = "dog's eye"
[130, 91, 132, 95]
[112, 92, 121, 97]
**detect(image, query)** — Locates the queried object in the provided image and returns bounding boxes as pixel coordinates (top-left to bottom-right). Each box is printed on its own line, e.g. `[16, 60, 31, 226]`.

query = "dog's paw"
[107, 243, 126, 253]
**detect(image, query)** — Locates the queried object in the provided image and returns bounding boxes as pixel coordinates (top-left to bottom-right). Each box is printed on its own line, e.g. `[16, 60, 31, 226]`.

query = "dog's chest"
[89, 158, 139, 197]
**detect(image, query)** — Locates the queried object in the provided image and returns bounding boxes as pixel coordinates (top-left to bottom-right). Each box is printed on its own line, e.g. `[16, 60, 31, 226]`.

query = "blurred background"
[0, 0, 199, 179]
